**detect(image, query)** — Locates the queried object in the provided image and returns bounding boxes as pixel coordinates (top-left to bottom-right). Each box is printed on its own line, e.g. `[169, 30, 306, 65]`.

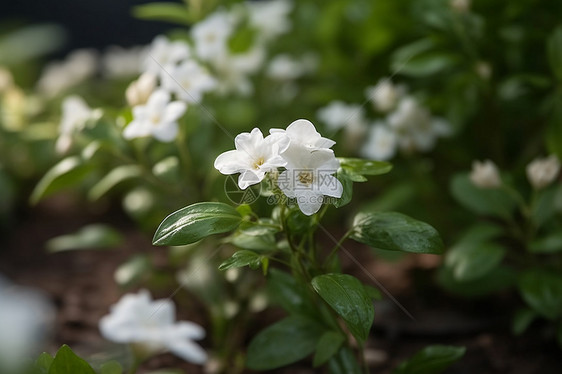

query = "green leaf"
[393, 345, 465, 374]
[532, 184, 562, 228]
[391, 38, 459, 77]
[445, 241, 506, 282]
[518, 270, 562, 320]
[34, 353, 54, 374]
[437, 266, 516, 298]
[246, 316, 325, 370]
[153, 202, 242, 246]
[267, 268, 316, 317]
[30, 157, 94, 204]
[512, 308, 537, 336]
[313, 331, 345, 367]
[311, 274, 374, 343]
[100, 361, 123, 374]
[228, 231, 277, 251]
[48, 345, 95, 374]
[547, 25, 562, 80]
[114, 254, 151, 287]
[334, 169, 354, 208]
[152, 156, 180, 184]
[132, 3, 191, 25]
[46, 224, 123, 253]
[450, 174, 516, 219]
[88, 165, 142, 201]
[529, 232, 562, 253]
[338, 158, 393, 179]
[228, 26, 256, 54]
[327, 346, 362, 374]
[350, 211, 444, 254]
[218, 250, 263, 271]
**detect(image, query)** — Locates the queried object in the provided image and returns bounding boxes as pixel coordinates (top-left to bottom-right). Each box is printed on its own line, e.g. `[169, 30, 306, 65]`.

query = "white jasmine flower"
[192, 11, 234, 62]
[365, 78, 404, 113]
[450, 0, 471, 13]
[361, 123, 397, 161]
[270, 119, 335, 150]
[247, 0, 293, 42]
[317, 101, 368, 136]
[266, 54, 306, 81]
[214, 128, 289, 189]
[102, 45, 147, 78]
[37, 49, 98, 97]
[213, 46, 266, 96]
[144, 35, 190, 74]
[56, 95, 97, 153]
[277, 144, 343, 215]
[161, 60, 216, 103]
[0, 275, 54, 373]
[99, 290, 207, 364]
[469, 160, 502, 188]
[126, 72, 158, 107]
[123, 89, 186, 142]
[526, 155, 560, 189]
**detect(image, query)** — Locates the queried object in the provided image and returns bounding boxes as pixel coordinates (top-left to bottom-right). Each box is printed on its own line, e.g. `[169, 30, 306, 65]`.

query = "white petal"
[163, 101, 187, 123]
[167, 339, 207, 364]
[152, 122, 178, 142]
[317, 174, 343, 198]
[295, 190, 323, 216]
[174, 321, 206, 340]
[238, 170, 263, 189]
[123, 120, 150, 139]
[214, 150, 251, 174]
[277, 170, 296, 198]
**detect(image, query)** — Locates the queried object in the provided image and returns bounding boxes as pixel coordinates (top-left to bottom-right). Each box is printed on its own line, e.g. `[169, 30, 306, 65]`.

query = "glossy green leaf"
[46, 224, 123, 253]
[34, 353, 54, 374]
[334, 169, 354, 208]
[547, 25, 562, 80]
[350, 212, 444, 254]
[218, 250, 263, 271]
[327, 346, 362, 374]
[518, 270, 562, 320]
[338, 158, 392, 179]
[393, 345, 466, 374]
[132, 3, 191, 25]
[445, 241, 506, 282]
[228, 231, 277, 252]
[267, 268, 316, 317]
[512, 308, 537, 335]
[153, 202, 242, 246]
[114, 254, 151, 287]
[30, 157, 94, 204]
[312, 274, 374, 343]
[313, 331, 345, 367]
[48, 345, 95, 374]
[450, 174, 516, 220]
[88, 165, 142, 201]
[246, 316, 325, 370]
[99, 361, 123, 374]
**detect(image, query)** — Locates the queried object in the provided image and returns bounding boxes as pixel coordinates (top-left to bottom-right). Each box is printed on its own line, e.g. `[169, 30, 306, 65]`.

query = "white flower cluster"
[99, 289, 207, 365]
[55, 95, 101, 153]
[317, 78, 450, 161]
[123, 0, 294, 142]
[215, 119, 343, 215]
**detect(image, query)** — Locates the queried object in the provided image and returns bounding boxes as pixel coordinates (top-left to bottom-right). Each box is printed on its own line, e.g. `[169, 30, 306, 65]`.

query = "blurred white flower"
[123, 89, 186, 142]
[126, 72, 158, 107]
[144, 36, 191, 74]
[213, 46, 266, 96]
[270, 119, 335, 151]
[526, 155, 560, 189]
[317, 101, 368, 138]
[0, 67, 14, 93]
[192, 10, 234, 62]
[365, 78, 404, 113]
[214, 128, 289, 189]
[99, 289, 207, 364]
[161, 60, 216, 103]
[277, 143, 342, 216]
[450, 0, 471, 13]
[266, 54, 307, 81]
[469, 160, 502, 188]
[102, 45, 148, 78]
[0, 275, 55, 373]
[37, 49, 98, 97]
[56, 95, 98, 153]
[247, 0, 293, 42]
[361, 123, 397, 161]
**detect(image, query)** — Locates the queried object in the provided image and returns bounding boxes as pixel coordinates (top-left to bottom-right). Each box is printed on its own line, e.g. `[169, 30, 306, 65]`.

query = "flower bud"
[526, 155, 560, 189]
[126, 72, 157, 107]
[469, 160, 501, 188]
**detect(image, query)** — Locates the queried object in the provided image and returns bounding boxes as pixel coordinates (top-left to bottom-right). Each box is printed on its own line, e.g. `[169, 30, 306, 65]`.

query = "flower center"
[298, 171, 313, 186]
[252, 157, 265, 170]
[150, 114, 161, 125]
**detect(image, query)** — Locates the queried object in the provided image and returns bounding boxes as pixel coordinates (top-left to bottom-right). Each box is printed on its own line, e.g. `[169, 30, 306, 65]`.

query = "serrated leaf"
[312, 274, 374, 343]
[350, 211, 444, 254]
[445, 242, 506, 282]
[88, 165, 142, 201]
[30, 157, 94, 204]
[393, 345, 465, 374]
[132, 3, 191, 25]
[46, 224, 123, 253]
[153, 202, 242, 246]
[218, 250, 262, 271]
[246, 316, 325, 370]
[313, 331, 345, 367]
[48, 345, 95, 374]
[518, 270, 562, 320]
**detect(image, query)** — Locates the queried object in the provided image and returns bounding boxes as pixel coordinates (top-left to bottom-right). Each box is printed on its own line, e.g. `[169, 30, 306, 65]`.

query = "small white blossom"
[270, 119, 335, 150]
[0, 276, 54, 372]
[99, 290, 207, 364]
[144, 36, 190, 74]
[317, 101, 368, 136]
[469, 160, 502, 188]
[361, 123, 397, 161]
[161, 60, 216, 103]
[123, 89, 186, 142]
[192, 11, 234, 62]
[102, 45, 148, 78]
[365, 78, 404, 113]
[247, 0, 293, 42]
[37, 49, 98, 97]
[56, 95, 97, 153]
[278, 144, 342, 216]
[526, 155, 560, 189]
[126, 72, 158, 107]
[266, 54, 307, 81]
[214, 128, 289, 189]
[212, 46, 266, 96]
